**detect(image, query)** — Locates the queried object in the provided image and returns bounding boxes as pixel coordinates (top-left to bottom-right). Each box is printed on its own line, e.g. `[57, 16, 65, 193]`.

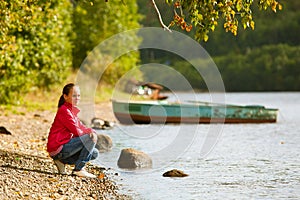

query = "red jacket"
[47, 102, 93, 156]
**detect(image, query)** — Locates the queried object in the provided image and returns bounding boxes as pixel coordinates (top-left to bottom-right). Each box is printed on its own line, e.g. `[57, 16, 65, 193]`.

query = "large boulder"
[117, 148, 152, 169]
[95, 134, 113, 152]
[163, 169, 188, 177]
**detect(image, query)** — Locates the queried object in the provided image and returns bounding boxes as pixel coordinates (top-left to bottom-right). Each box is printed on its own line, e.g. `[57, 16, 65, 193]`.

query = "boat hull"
[112, 100, 278, 124]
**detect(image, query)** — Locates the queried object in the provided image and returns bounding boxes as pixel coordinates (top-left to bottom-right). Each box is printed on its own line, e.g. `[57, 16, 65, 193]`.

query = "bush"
[215, 44, 300, 91]
[72, 0, 142, 86]
[0, 0, 72, 104]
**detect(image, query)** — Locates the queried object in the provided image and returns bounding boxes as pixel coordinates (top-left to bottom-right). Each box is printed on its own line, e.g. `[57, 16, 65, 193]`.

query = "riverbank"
[0, 102, 129, 199]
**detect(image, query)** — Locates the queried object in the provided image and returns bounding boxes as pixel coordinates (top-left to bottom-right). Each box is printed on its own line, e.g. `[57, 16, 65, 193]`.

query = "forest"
[206, 0, 300, 91]
[0, 0, 299, 104]
[139, 0, 300, 91]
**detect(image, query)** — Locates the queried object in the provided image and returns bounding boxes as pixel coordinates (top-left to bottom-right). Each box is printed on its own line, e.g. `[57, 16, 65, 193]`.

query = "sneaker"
[53, 160, 66, 175]
[73, 169, 96, 178]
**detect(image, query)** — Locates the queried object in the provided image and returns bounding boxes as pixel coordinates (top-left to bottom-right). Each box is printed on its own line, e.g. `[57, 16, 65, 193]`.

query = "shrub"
[0, 0, 72, 104]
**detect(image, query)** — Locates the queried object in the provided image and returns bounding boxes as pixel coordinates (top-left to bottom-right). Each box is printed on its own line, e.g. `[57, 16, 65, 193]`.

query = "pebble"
[0, 107, 131, 200]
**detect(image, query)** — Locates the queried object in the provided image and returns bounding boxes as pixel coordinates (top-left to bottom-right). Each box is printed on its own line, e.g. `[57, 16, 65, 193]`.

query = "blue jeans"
[52, 134, 99, 171]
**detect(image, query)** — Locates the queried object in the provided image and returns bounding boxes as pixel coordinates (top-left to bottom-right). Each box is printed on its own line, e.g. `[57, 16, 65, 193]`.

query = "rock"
[91, 117, 105, 128]
[0, 126, 12, 135]
[95, 134, 113, 152]
[0, 107, 131, 200]
[162, 169, 188, 177]
[117, 148, 152, 169]
[91, 117, 114, 130]
[33, 114, 41, 118]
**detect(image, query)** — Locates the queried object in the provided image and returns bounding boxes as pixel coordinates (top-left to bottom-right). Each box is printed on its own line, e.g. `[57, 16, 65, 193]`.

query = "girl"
[47, 83, 98, 178]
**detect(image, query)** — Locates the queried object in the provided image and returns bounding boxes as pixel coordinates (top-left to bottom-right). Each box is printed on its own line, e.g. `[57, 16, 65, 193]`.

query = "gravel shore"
[0, 102, 130, 199]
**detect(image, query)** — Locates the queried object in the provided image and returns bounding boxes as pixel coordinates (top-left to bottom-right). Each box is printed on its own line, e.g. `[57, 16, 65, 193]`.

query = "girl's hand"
[89, 131, 98, 143]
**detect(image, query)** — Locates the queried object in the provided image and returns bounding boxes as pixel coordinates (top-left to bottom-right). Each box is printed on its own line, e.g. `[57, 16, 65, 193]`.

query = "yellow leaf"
[13, 141, 19, 148]
[48, 177, 58, 182]
[250, 21, 255, 30]
[271, 1, 278, 12]
[203, 34, 209, 42]
[197, 13, 203, 21]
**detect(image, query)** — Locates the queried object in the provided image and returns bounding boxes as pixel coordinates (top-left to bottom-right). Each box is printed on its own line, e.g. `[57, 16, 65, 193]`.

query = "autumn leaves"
[165, 0, 282, 42]
[168, 1, 193, 32]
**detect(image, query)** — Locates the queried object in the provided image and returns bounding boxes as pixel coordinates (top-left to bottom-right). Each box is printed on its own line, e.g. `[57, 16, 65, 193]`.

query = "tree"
[0, 0, 73, 104]
[72, 0, 142, 86]
[201, 0, 299, 56]
[0, 0, 142, 104]
[138, 1, 299, 91]
[151, 0, 282, 42]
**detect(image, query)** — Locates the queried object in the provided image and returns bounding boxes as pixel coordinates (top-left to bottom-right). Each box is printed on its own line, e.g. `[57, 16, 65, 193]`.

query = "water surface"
[95, 92, 300, 199]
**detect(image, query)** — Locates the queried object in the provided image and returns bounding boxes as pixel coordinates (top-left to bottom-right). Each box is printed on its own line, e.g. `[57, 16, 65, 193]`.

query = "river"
[95, 92, 300, 200]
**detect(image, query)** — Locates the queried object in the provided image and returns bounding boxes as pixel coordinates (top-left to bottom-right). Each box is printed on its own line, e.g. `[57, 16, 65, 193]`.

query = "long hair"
[58, 83, 75, 108]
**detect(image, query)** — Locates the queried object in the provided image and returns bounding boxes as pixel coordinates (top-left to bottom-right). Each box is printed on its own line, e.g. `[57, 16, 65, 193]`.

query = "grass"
[0, 70, 156, 115]
[0, 72, 115, 115]
[0, 88, 114, 116]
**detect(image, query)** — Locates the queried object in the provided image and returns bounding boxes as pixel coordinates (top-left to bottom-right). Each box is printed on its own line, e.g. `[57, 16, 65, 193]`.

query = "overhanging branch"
[151, 0, 172, 32]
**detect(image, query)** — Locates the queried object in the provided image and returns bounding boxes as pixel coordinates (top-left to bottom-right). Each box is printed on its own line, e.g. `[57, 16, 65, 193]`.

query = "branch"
[151, 0, 172, 32]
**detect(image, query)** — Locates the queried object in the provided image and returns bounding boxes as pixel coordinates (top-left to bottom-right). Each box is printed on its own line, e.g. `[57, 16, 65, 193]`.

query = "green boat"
[112, 100, 278, 124]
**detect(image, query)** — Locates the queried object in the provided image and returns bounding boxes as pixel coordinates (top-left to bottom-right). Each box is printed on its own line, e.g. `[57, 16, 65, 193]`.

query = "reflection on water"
[95, 92, 300, 199]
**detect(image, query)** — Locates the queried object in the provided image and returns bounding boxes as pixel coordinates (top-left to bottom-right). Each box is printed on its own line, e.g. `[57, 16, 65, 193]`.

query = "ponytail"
[57, 83, 75, 108]
[57, 95, 65, 108]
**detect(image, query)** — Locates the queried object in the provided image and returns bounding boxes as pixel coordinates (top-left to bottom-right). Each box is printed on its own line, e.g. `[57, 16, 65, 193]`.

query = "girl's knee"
[80, 134, 96, 145]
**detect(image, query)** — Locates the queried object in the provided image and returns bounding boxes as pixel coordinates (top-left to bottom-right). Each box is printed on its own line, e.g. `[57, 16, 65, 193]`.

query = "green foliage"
[0, 0, 73, 104]
[0, 0, 295, 106]
[72, 0, 142, 86]
[203, 0, 300, 56]
[144, 44, 300, 92]
[164, 0, 282, 42]
[139, 0, 299, 91]
[215, 44, 300, 91]
[140, 51, 207, 91]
